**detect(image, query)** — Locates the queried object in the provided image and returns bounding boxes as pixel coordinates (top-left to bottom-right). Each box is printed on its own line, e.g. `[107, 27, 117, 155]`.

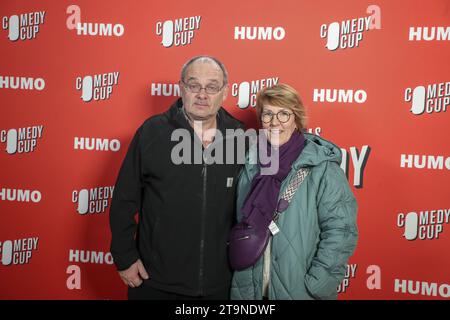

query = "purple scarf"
[241, 131, 306, 225]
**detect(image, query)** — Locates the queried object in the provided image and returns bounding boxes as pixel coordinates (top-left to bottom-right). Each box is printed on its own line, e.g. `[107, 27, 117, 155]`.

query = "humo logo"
[2, 11, 45, 41]
[394, 279, 449, 298]
[232, 77, 279, 109]
[0, 188, 42, 203]
[75, 72, 120, 102]
[409, 27, 450, 41]
[0, 125, 44, 154]
[151, 83, 180, 97]
[0, 237, 39, 265]
[72, 186, 114, 214]
[66, 5, 124, 37]
[234, 26, 286, 40]
[337, 264, 357, 293]
[400, 154, 450, 170]
[68, 249, 114, 265]
[320, 5, 381, 51]
[156, 16, 201, 47]
[313, 89, 367, 104]
[404, 82, 449, 115]
[74, 137, 120, 152]
[0, 76, 45, 91]
[397, 209, 449, 241]
[340, 146, 371, 188]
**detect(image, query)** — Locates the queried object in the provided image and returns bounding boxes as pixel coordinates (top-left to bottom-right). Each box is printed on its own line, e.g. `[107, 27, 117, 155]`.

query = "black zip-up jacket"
[109, 98, 246, 296]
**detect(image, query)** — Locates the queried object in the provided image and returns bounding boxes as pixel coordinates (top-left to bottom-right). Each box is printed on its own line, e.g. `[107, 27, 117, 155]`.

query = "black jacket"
[109, 98, 246, 296]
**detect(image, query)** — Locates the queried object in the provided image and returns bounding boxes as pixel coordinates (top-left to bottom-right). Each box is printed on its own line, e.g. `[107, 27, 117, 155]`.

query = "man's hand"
[118, 259, 149, 287]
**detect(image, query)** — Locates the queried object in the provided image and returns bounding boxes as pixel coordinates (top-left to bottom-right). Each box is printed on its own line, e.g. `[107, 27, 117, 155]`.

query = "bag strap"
[273, 167, 310, 221]
[281, 167, 310, 202]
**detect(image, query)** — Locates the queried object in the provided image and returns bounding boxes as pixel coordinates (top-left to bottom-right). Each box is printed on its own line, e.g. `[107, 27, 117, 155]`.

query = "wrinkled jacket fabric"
[231, 133, 358, 300]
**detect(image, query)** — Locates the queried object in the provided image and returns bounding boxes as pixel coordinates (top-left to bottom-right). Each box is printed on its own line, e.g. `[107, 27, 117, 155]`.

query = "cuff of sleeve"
[305, 268, 339, 300]
[112, 250, 140, 271]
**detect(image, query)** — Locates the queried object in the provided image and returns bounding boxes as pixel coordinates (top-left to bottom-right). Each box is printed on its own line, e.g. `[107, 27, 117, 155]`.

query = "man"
[109, 56, 245, 299]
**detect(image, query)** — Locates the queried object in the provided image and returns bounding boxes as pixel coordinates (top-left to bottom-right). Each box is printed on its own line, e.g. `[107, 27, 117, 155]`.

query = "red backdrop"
[0, 0, 449, 300]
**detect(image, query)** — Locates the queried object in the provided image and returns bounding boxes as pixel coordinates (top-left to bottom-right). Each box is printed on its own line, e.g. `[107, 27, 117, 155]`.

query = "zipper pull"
[201, 164, 207, 176]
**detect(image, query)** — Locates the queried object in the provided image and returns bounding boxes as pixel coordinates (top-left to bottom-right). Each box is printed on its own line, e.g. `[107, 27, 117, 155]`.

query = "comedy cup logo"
[2, 11, 45, 41]
[156, 16, 201, 48]
[320, 5, 381, 51]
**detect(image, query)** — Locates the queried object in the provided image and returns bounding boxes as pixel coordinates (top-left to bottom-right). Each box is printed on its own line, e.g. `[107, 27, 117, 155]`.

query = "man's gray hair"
[180, 55, 228, 85]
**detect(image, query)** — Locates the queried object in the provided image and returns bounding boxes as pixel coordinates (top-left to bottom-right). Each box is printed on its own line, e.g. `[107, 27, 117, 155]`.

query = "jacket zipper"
[262, 237, 272, 298]
[199, 162, 207, 296]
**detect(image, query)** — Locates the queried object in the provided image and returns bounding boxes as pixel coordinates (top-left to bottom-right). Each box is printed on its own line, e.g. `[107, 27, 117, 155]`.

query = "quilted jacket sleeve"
[304, 161, 358, 299]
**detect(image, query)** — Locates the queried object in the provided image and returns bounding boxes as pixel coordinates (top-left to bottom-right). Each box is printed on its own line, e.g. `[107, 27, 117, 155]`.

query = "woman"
[230, 84, 358, 300]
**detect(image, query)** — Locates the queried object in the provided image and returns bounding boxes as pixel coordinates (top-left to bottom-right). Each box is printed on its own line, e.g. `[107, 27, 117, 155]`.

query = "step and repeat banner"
[0, 0, 449, 300]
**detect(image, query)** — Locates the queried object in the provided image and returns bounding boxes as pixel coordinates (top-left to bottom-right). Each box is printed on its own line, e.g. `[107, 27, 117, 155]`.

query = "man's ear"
[222, 85, 229, 101]
[179, 81, 186, 98]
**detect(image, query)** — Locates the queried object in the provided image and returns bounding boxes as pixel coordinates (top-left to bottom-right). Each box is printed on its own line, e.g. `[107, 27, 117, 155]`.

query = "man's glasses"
[181, 81, 225, 95]
[261, 110, 294, 123]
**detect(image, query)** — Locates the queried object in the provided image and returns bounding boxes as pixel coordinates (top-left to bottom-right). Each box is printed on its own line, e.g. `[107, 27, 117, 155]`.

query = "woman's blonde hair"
[255, 83, 307, 130]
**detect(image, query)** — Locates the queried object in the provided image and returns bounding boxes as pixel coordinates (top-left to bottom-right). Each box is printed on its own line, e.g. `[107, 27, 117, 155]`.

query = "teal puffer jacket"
[230, 133, 358, 300]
